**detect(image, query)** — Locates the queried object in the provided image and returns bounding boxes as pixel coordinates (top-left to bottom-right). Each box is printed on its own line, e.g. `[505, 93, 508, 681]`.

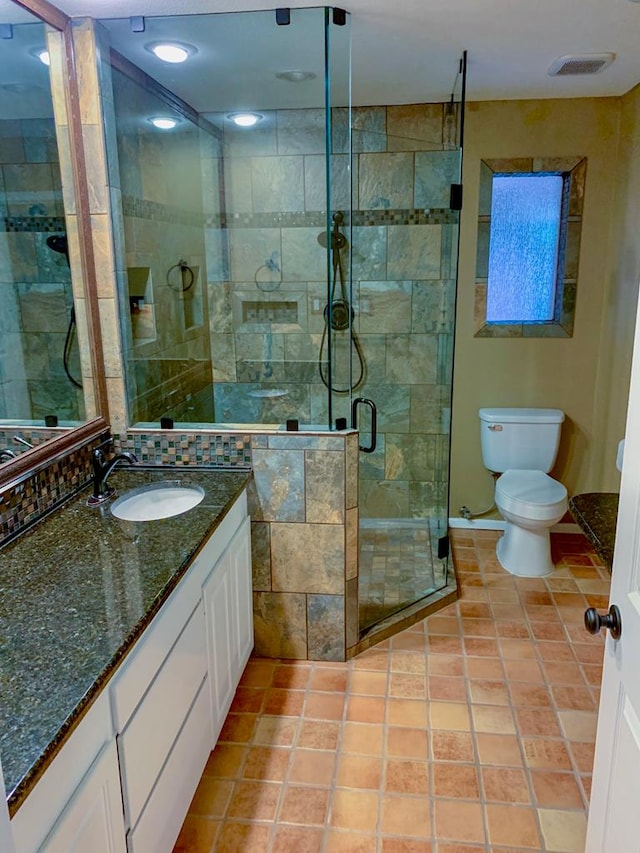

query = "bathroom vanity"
[0, 467, 252, 852]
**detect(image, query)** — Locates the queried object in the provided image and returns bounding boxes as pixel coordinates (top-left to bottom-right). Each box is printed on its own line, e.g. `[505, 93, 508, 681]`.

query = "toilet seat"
[496, 469, 567, 521]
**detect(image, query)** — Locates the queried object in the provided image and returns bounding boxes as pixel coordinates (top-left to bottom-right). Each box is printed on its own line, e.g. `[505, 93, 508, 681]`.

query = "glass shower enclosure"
[99, 8, 464, 637]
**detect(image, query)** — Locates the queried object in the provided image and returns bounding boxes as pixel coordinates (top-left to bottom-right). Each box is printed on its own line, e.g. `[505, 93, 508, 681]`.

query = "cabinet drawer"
[118, 602, 207, 828]
[126, 680, 211, 853]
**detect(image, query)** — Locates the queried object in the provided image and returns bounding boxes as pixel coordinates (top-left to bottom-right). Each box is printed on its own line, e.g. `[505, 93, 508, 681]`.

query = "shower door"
[348, 85, 465, 633]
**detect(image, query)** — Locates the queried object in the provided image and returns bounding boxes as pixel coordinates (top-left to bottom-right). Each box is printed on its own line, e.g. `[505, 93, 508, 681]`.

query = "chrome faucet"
[0, 448, 16, 462]
[13, 435, 34, 449]
[88, 448, 138, 506]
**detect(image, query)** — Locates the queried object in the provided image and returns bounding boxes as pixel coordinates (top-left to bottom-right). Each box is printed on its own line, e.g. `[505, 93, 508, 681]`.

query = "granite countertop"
[0, 466, 251, 815]
[568, 492, 619, 572]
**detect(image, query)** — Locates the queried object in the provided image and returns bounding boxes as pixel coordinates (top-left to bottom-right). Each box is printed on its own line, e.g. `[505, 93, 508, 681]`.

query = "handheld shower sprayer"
[45, 233, 81, 390]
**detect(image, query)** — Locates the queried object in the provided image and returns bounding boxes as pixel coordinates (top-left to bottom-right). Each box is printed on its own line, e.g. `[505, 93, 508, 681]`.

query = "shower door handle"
[351, 397, 377, 454]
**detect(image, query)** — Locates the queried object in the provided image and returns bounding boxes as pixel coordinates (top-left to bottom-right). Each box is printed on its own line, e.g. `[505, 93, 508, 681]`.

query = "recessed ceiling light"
[275, 70, 316, 83]
[145, 42, 196, 64]
[149, 116, 179, 130]
[31, 48, 50, 66]
[227, 112, 263, 128]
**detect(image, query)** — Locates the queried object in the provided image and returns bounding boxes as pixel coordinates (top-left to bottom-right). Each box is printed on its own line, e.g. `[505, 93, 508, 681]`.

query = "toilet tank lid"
[479, 407, 565, 424]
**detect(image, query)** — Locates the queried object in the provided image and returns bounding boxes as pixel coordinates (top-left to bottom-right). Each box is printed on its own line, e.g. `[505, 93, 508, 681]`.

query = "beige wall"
[450, 97, 626, 517]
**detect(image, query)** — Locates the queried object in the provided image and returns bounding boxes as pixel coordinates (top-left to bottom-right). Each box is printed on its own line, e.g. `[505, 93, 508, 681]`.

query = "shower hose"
[318, 213, 366, 393]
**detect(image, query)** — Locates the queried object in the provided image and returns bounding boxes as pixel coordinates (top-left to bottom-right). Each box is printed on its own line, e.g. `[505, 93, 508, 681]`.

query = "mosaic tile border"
[122, 195, 203, 228]
[0, 439, 99, 546]
[205, 208, 459, 230]
[3, 216, 66, 233]
[113, 431, 253, 467]
[0, 428, 67, 455]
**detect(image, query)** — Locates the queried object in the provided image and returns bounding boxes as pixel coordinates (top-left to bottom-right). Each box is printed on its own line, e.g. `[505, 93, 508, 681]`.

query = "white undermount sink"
[110, 481, 205, 522]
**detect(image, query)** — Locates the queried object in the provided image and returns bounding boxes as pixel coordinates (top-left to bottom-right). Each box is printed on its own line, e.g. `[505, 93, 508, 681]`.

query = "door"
[586, 289, 640, 850]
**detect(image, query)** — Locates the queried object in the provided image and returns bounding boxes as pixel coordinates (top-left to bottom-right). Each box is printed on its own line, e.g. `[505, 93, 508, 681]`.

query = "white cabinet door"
[230, 516, 254, 676]
[40, 742, 125, 853]
[202, 514, 253, 742]
[203, 544, 235, 741]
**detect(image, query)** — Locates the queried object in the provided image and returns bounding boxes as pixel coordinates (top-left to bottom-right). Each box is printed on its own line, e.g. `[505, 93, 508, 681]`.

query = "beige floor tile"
[385, 758, 430, 794]
[272, 825, 324, 853]
[324, 831, 377, 852]
[485, 803, 542, 848]
[253, 715, 299, 747]
[175, 531, 604, 853]
[430, 701, 471, 731]
[189, 777, 234, 818]
[538, 808, 588, 852]
[481, 766, 531, 803]
[227, 780, 280, 820]
[558, 709, 599, 742]
[215, 822, 272, 852]
[471, 704, 515, 734]
[431, 730, 475, 762]
[342, 721, 385, 755]
[387, 726, 429, 758]
[337, 754, 382, 789]
[388, 697, 429, 727]
[242, 746, 291, 781]
[330, 789, 380, 832]
[350, 669, 389, 695]
[279, 786, 329, 825]
[433, 799, 485, 844]
[380, 795, 431, 837]
[297, 720, 340, 750]
[432, 763, 479, 799]
[173, 815, 220, 853]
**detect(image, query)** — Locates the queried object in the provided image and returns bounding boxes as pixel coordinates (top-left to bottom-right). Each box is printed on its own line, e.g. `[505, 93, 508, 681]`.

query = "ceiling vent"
[548, 53, 615, 76]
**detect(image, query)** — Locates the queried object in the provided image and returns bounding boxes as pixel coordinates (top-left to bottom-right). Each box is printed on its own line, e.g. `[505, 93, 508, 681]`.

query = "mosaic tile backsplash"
[112, 430, 252, 467]
[0, 438, 100, 546]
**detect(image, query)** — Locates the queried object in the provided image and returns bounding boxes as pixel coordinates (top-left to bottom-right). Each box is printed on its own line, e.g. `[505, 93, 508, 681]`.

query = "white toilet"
[479, 407, 568, 577]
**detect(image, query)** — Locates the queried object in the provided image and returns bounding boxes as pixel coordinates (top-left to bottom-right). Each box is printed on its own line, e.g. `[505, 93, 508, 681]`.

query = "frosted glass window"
[486, 174, 564, 324]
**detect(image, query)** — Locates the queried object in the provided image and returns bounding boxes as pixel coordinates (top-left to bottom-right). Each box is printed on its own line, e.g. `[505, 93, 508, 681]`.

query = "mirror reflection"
[99, 8, 350, 429]
[0, 3, 85, 454]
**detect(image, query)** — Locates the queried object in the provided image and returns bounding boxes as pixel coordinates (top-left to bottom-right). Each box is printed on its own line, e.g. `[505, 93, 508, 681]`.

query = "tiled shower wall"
[107, 64, 213, 424]
[208, 104, 459, 518]
[113, 428, 360, 661]
[350, 107, 459, 523]
[0, 117, 83, 422]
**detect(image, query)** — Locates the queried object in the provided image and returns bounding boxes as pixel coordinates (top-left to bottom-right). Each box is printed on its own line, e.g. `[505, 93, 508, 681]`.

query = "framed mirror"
[0, 0, 108, 479]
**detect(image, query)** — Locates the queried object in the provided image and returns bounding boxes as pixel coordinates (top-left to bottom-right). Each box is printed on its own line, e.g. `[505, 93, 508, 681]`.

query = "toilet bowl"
[495, 469, 568, 577]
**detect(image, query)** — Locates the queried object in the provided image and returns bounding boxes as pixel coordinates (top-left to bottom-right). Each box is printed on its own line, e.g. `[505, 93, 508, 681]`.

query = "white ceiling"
[2, 0, 640, 106]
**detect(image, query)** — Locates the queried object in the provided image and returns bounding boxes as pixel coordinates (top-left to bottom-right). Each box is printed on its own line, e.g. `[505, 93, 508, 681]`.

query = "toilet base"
[496, 521, 555, 578]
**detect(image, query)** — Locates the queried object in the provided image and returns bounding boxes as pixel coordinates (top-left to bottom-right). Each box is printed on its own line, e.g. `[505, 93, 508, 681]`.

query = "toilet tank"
[479, 407, 564, 473]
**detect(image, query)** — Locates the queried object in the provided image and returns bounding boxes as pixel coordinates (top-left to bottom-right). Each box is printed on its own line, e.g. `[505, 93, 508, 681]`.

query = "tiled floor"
[359, 522, 448, 630]
[174, 528, 609, 852]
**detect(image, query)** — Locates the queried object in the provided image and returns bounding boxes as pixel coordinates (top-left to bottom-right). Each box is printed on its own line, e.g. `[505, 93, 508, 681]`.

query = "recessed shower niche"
[127, 266, 155, 344]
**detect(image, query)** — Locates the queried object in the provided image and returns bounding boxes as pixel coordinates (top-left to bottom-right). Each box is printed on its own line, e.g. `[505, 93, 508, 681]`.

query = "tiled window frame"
[474, 156, 586, 338]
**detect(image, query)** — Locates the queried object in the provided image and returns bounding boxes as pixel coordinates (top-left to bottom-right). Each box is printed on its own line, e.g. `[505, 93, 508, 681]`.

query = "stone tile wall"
[113, 427, 360, 661]
[0, 106, 83, 421]
[104, 57, 214, 425]
[210, 103, 459, 522]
